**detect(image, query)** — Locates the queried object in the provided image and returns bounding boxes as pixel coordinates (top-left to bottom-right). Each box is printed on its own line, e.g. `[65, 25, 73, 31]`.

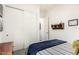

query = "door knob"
[6, 34, 8, 36]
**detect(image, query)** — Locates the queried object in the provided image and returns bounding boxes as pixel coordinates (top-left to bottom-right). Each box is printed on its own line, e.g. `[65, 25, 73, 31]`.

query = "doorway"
[39, 18, 49, 41]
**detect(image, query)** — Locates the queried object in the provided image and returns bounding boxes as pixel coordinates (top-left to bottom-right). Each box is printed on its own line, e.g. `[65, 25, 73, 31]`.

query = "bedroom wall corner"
[47, 5, 79, 43]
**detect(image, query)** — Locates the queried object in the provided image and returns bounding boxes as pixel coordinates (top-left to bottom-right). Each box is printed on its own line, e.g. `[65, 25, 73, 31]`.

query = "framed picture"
[68, 19, 78, 26]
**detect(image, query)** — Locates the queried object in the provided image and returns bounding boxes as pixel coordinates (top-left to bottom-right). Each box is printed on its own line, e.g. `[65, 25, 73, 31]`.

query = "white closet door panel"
[23, 11, 39, 48]
[3, 6, 24, 51]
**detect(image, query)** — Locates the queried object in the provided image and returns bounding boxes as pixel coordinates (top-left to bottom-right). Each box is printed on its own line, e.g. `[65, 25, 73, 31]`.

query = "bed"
[26, 39, 74, 55]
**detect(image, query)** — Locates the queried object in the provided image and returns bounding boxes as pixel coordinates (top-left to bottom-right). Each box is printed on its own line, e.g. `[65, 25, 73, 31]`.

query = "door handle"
[6, 33, 8, 36]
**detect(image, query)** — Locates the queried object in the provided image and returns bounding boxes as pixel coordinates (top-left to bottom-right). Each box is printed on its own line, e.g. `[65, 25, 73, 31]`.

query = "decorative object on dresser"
[51, 23, 64, 30]
[0, 42, 13, 55]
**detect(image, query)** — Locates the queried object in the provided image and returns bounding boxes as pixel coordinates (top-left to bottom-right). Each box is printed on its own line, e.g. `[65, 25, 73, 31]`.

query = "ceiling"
[40, 4, 57, 17]
[6, 4, 57, 17]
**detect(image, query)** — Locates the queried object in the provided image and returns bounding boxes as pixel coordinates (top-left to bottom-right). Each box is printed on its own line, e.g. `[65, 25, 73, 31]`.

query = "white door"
[44, 17, 49, 40]
[39, 18, 45, 41]
[3, 6, 24, 51]
[39, 17, 49, 41]
[23, 11, 39, 48]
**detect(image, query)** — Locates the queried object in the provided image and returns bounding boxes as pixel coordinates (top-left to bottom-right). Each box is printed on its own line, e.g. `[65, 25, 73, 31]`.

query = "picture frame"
[68, 19, 78, 26]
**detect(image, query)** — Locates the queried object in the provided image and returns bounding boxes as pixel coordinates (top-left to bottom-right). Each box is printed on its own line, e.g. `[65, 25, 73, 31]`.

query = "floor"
[13, 49, 26, 55]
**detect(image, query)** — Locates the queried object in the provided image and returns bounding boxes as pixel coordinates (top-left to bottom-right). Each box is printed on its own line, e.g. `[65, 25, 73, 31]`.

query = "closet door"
[23, 11, 40, 48]
[3, 5, 24, 51]
[23, 12, 36, 48]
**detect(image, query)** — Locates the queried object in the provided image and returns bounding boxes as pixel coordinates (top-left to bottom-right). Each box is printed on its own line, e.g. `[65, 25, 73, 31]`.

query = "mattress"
[37, 43, 74, 55]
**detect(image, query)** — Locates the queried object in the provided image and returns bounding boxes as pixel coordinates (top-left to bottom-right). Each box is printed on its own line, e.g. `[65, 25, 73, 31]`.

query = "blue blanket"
[26, 39, 67, 55]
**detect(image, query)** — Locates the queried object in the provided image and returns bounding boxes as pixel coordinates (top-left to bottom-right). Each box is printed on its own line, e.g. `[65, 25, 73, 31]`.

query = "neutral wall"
[47, 5, 79, 43]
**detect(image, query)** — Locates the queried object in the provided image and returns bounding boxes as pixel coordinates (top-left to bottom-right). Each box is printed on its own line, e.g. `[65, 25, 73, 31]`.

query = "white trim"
[5, 5, 24, 11]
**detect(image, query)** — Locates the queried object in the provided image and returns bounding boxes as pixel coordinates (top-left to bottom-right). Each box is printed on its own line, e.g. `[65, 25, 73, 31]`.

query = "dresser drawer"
[0, 42, 13, 55]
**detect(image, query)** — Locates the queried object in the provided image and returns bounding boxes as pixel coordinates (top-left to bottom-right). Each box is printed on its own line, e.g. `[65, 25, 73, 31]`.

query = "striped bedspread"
[37, 43, 74, 55]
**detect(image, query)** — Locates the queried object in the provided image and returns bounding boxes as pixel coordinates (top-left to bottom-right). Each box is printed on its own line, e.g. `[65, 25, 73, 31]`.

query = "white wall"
[47, 5, 79, 43]
[1, 4, 40, 51]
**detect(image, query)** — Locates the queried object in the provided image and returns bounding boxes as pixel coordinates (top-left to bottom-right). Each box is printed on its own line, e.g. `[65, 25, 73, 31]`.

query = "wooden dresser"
[0, 42, 13, 55]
